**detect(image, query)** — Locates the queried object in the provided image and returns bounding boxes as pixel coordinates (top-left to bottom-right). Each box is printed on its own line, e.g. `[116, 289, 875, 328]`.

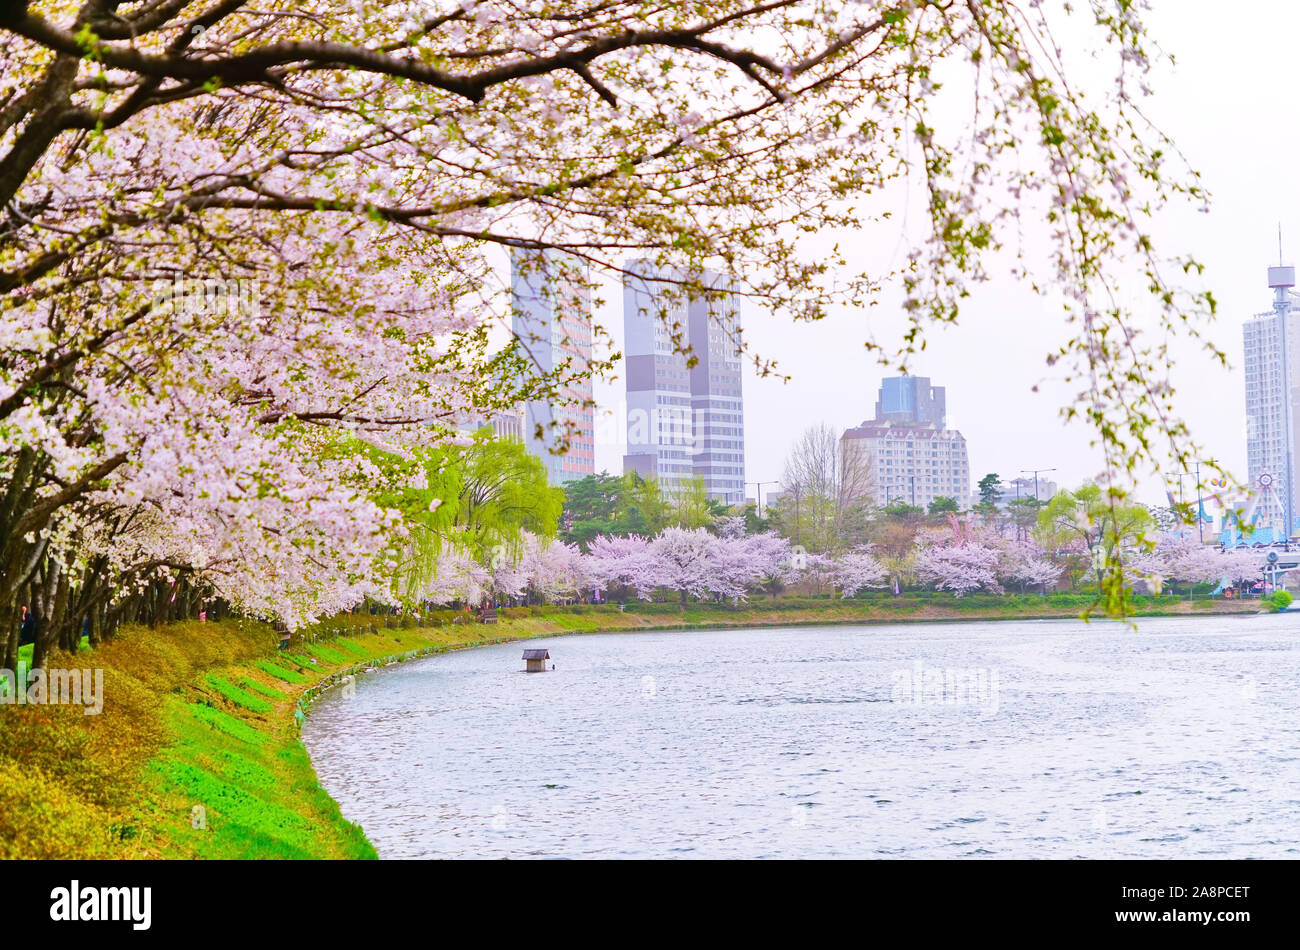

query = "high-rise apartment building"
[1243, 264, 1300, 536]
[510, 249, 595, 485]
[841, 376, 971, 509]
[622, 261, 745, 501]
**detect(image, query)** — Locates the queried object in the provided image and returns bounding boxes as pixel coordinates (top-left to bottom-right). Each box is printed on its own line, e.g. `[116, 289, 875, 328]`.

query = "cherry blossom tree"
[422, 547, 492, 607]
[1136, 534, 1262, 599]
[650, 526, 722, 605]
[584, 528, 797, 603]
[998, 540, 1063, 595]
[1122, 535, 1268, 598]
[585, 533, 663, 602]
[1125, 546, 1169, 595]
[518, 535, 588, 604]
[915, 542, 1003, 596]
[1160, 535, 1230, 597]
[716, 531, 794, 600]
[713, 516, 748, 540]
[828, 548, 888, 599]
[1219, 547, 1264, 590]
[788, 551, 836, 596]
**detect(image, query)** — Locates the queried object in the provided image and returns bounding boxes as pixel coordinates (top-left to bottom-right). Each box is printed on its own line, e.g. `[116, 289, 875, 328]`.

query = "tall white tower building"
[1243, 264, 1300, 537]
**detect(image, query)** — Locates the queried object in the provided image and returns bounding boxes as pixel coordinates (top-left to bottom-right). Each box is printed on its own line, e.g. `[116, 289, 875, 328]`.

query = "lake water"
[301, 615, 1300, 859]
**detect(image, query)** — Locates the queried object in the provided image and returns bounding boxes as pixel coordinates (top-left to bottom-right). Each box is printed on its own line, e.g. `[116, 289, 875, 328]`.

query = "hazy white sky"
[582, 1, 1297, 509]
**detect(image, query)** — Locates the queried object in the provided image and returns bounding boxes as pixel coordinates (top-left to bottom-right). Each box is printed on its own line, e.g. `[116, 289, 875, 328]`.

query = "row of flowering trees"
[417, 527, 1268, 608]
[911, 533, 1264, 597]
[415, 526, 889, 606]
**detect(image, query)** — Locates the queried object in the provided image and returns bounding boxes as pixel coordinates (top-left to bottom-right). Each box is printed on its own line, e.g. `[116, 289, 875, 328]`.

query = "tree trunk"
[30, 555, 63, 671]
[30, 614, 50, 672]
[53, 569, 75, 652]
[0, 601, 16, 672]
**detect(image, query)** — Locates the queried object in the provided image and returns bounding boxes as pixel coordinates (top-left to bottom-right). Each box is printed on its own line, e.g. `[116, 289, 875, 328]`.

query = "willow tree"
[1039, 484, 1155, 607]
[0, 0, 1217, 643]
[449, 431, 563, 564]
[362, 428, 561, 604]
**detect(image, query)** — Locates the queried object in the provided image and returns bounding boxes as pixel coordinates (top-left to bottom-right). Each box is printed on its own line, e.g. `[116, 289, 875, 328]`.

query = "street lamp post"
[747, 480, 779, 518]
[1018, 468, 1056, 544]
[883, 478, 911, 509]
[876, 475, 908, 511]
[1021, 468, 1057, 505]
[1166, 464, 1207, 543]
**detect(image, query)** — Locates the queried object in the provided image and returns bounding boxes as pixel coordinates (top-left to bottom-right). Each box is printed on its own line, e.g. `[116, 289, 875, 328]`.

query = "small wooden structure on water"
[522, 648, 550, 673]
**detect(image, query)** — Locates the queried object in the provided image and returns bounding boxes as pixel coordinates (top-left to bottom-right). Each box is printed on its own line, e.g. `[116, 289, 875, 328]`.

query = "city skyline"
[585, 247, 1297, 511]
[574, 2, 1300, 510]
[481, 2, 1300, 520]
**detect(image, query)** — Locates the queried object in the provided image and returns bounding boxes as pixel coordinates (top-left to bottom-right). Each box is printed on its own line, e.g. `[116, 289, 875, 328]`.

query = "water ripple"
[302, 615, 1300, 859]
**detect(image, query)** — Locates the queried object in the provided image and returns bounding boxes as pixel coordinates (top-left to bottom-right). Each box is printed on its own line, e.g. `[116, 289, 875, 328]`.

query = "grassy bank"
[0, 619, 510, 858]
[0, 595, 1264, 859]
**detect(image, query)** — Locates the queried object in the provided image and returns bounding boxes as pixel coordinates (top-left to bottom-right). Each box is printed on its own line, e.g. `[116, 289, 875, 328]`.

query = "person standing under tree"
[18, 605, 35, 646]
